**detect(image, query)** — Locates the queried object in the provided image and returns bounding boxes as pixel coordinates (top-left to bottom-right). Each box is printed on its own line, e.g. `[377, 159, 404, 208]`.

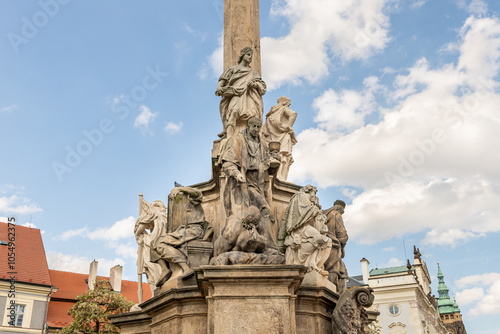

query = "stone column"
[198, 265, 306, 334]
[224, 0, 261, 74]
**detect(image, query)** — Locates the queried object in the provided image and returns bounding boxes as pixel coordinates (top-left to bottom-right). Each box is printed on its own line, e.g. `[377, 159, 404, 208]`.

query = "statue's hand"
[235, 173, 245, 183]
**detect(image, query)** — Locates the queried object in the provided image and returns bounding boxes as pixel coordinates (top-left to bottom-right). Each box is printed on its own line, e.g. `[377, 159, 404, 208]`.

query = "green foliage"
[59, 278, 134, 334]
[367, 319, 382, 334]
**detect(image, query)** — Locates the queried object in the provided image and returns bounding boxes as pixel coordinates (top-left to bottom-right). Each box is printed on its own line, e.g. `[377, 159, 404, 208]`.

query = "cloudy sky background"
[1, 0, 499, 332]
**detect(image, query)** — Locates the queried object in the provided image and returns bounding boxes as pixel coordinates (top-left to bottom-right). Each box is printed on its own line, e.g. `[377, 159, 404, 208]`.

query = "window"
[13, 304, 25, 327]
[388, 304, 401, 316]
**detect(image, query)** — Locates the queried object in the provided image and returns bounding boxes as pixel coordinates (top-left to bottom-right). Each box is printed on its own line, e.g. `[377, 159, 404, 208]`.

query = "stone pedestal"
[198, 265, 306, 334]
[111, 265, 342, 334]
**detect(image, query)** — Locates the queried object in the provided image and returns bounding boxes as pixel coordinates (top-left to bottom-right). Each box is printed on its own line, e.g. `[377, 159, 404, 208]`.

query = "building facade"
[359, 247, 448, 334]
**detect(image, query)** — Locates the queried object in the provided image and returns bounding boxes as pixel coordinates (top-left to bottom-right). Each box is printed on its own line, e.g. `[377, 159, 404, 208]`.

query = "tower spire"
[437, 263, 456, 314]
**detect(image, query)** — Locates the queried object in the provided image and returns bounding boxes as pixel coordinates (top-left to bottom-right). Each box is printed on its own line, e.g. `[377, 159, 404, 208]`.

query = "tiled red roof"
[0, 221, 51, 286]
[47, 269, 153, 329]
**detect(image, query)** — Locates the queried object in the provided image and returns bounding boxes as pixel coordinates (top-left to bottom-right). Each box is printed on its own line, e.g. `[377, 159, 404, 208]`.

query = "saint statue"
[278, 185, 332, 276]
[216, 46, 266, 139]
[262, 96, 297, 181]
[134, 195, 166, 293]
[221, 117, 279, 248]
[146, 187, 212, 287]
[323, 200, 349, 294]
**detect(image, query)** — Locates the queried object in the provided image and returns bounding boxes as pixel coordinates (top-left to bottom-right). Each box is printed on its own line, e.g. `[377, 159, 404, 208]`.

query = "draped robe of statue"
[221, 128, 278, 248]
[262, 98, 297, 180]
[278, 189, 332, 274]
[323, 205, 349, 293]
[218, 65, 266, 136]
[134, 198, 166, 292]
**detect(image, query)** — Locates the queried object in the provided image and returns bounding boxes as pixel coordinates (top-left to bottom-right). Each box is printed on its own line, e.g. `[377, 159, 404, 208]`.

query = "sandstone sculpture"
[262, 96, 297, 181]
[211, 205, 284, 265]
[278, 185, 332, 275]
[324, 200, 349, 294]
[332, 286, 375, 334]
[221, 117, 278, 247]
[216, 47, 266, 139]
[149, 187, 213, 287]
[134, 195, 167, 293]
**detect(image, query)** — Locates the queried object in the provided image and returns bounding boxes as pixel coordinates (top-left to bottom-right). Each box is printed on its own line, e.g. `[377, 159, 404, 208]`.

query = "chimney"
[109, 265, 123, 292]
[88, 260, 98, 290]
[360, 258, 370, 284]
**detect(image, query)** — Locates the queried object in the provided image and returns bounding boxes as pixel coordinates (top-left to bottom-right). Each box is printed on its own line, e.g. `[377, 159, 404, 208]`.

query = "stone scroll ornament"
[332, 286, 375, 334]
[215, 46, 266, 140]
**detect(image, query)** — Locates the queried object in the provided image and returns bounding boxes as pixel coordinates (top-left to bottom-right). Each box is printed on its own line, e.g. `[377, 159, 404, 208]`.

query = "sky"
[1, 0, 499, 332]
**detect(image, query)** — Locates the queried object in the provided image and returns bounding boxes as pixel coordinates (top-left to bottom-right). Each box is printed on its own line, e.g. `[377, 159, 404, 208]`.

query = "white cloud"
[456, 287, 484, 306]
[58, 226, 88, 241]
[382, 247, 396, 252]
[411, 0, 428, 9]
[288, 16, 500, 246]
[22, 222, 36, 228]
[47, 251, 125, 276]
[207, 1, 391, 89]
[0, 104, 18, 113]
[164, 121, 183, 134]
[261, 0, 391, 89]
[386, 257, 404, 267]
[457, 0, 488, 16]
[0, 194, 43, 215]
[182, 22, 207, 41]
[86, 216, 136, 242]
[455, 273, 500, 316]
[134, 105, 158, 135]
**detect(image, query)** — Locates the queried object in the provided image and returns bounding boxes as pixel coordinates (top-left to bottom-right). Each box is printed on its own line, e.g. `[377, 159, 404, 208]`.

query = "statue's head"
[247, 117, 262, 138]
[153, 200, 167, 213]
[277, 96, 291, 106]
[243, 206, 261, 226]
[334, 199, 346, 213]
[238, 46, 253, 64]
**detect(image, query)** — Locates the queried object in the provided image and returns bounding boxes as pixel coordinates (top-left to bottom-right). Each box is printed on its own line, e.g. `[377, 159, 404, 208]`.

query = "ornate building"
[358, 247, 448, 334]
[436, 264, 467, 334]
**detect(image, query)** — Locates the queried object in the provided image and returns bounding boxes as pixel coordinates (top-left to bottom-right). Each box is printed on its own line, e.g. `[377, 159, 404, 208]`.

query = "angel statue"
[278, 185, 332, 276]
[134, 194, 166, 297]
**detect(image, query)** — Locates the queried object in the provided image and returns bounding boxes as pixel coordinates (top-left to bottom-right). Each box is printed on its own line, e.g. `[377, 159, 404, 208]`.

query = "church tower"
[437, 263, 467, 334]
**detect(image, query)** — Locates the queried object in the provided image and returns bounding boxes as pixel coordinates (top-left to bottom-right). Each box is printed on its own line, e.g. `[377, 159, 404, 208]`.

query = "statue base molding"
[111, 265, 347, 334]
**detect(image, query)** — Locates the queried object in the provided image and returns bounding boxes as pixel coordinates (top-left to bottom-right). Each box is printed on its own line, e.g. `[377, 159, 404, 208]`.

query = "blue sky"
[1, 0, 500, 332]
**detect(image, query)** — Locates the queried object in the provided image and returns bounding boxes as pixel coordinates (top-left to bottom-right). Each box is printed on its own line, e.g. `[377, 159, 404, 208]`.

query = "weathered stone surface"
[209, 250, 284, 265]
[332, 286, 375, 334]
[263, 96, 298, 181]
[109, 310, 151, 334]
[198, 265, 306, 334]
[279, 185, 332, 278]
[224, 0, 261, 74]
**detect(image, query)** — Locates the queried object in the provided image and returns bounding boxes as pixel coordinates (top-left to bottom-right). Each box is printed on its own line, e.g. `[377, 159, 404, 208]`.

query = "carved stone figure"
[216, 46, 266, 139]
[332, 286, 375, 334]
[150, 187, 213, 287]
[211, 205, 284, 265]
[221, 117, 279, 249]
[134, 195, 166, 293]
[262, 96, 297, 181]
[324, 200, 349, 294]
[278, 185, 332, 275]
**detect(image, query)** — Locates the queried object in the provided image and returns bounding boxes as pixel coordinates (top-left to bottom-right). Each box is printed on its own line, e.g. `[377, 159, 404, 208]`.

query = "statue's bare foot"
[156, 268, 172, 287]
[320, 270, 329, 277]
[181, 268, 195, 280]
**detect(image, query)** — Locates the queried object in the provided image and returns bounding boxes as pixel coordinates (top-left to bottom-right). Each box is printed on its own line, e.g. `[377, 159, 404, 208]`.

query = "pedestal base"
[198, 265, 306, 334]
[111, 265, 341, 334]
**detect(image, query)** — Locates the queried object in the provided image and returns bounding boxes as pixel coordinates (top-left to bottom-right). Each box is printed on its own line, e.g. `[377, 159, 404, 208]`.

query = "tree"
[60, 278, 134, 334]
